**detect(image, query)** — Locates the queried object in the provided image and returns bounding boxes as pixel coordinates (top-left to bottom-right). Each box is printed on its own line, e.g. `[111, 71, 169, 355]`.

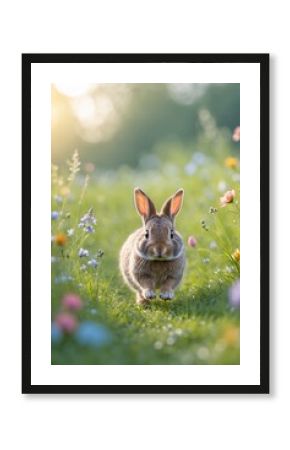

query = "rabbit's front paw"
[142, 289, 156, 300]
[160, 290, 174, 300]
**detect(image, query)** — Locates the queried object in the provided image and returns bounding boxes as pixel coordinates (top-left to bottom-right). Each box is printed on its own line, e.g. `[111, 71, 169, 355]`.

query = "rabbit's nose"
[157, 246, 166, 257]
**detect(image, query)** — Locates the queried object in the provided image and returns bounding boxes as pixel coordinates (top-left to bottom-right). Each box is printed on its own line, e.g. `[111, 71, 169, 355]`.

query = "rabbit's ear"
[134, 188, 156, 221]
[161, 189, 184, 221]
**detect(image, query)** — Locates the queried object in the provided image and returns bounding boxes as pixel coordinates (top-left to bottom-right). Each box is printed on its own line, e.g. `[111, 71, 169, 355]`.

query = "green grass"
[51, 143, 240, 365]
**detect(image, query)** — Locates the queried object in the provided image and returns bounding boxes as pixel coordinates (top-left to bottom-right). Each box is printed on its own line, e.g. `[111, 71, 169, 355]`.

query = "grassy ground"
[51, 133, 240, 365]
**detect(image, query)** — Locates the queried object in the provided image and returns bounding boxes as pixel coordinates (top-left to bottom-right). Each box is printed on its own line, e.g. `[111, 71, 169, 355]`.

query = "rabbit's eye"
[170, 230, 174, 239]
[145, 230, 149, 239]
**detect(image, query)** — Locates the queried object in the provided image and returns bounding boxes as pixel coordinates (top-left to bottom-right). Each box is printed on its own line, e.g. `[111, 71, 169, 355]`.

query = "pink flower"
[187, 236, 197, 247]
[220, 189, 235, 207]
[232, 126, 240, 142]
[62, 293, 83, 311]
[55, 313, 78, 333]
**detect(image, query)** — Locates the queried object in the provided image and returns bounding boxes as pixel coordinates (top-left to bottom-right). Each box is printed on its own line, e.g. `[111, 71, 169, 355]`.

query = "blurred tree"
[52, 83, 239, 169]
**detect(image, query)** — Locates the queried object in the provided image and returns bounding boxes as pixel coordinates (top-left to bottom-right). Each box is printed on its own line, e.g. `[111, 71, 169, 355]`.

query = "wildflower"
[55, 312, 78, 333]
[67, 228, 74, 237]
[87, 258, 99, 268]
[232, 248, 240, 262]
[78, 248, 89, 257]
[78, 209, 97, 233]
[220, 189, 235, 207]
[232, 126, 240, 142]
[67, 149, 81, 182]
[75, 322, 112, 348]
[79, 208, 97, 226]
[51, 211, 59, 220]
[209, 206, 218, 214]
[85, 225, 94, 233]
[62, 293, 83, 311]
[228, 279, 240, 308]
[51, 322, 63, 343]
[225, 156, 238, 169]
[80, 264, 87, 271]
[222, 325, 239, 345]
[187, 236, 197, 248]
[54, 233, 68, 246]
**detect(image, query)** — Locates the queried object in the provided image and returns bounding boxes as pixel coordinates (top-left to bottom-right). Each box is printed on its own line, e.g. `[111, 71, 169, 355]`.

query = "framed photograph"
[22, 53, 269, 394]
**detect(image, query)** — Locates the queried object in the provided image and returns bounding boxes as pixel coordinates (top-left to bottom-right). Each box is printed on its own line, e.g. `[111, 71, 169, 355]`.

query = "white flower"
[87, 258, 98, 268]
[78, 248, 89, 257]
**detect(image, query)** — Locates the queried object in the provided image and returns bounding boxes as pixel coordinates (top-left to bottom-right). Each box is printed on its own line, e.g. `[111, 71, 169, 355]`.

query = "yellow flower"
[225, 156, 238, 169]
[54, 233, 68, 246]
[232, 248, 240, 262]
[222, 326, 239, 347]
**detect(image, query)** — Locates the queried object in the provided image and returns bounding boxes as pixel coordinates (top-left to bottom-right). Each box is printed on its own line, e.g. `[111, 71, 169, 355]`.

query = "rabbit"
[119, 188, 185, 305]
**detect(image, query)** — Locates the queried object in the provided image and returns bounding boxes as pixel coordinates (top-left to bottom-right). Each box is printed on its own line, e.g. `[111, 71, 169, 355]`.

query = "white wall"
[0, 1, 285, 449]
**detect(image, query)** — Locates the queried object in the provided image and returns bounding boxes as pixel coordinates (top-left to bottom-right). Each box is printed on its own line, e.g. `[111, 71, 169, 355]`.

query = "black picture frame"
[22, 53, 269, 394]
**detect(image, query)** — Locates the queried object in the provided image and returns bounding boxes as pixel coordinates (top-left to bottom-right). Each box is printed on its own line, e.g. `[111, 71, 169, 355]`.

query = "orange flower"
[222, 326, 239, 346]
[220, 189, 235, 207]
[232, 248, 240, 262]
[54, 233, 68, 246]
[225, 156, 238, 169]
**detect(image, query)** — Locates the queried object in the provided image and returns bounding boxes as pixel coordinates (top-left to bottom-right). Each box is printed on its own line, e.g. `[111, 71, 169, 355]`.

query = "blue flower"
[51, 211, 59, 220]
[87, 258, 98, 268]
[51, 322, 63, 343]
[75, 322, 112, 348]
[79, 209, 97, 229]
[78, 248, 89, 257]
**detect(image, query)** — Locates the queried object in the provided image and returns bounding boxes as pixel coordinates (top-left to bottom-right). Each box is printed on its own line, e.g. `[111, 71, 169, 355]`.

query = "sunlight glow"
[53, 83, 93, 98]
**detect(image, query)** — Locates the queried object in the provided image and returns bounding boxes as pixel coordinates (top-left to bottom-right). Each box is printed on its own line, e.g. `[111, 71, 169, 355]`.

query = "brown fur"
[119, 188, 186, 305]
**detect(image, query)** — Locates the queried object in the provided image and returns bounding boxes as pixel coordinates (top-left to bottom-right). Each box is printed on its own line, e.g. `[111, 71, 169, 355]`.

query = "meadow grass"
[51, 140, 240, 365]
